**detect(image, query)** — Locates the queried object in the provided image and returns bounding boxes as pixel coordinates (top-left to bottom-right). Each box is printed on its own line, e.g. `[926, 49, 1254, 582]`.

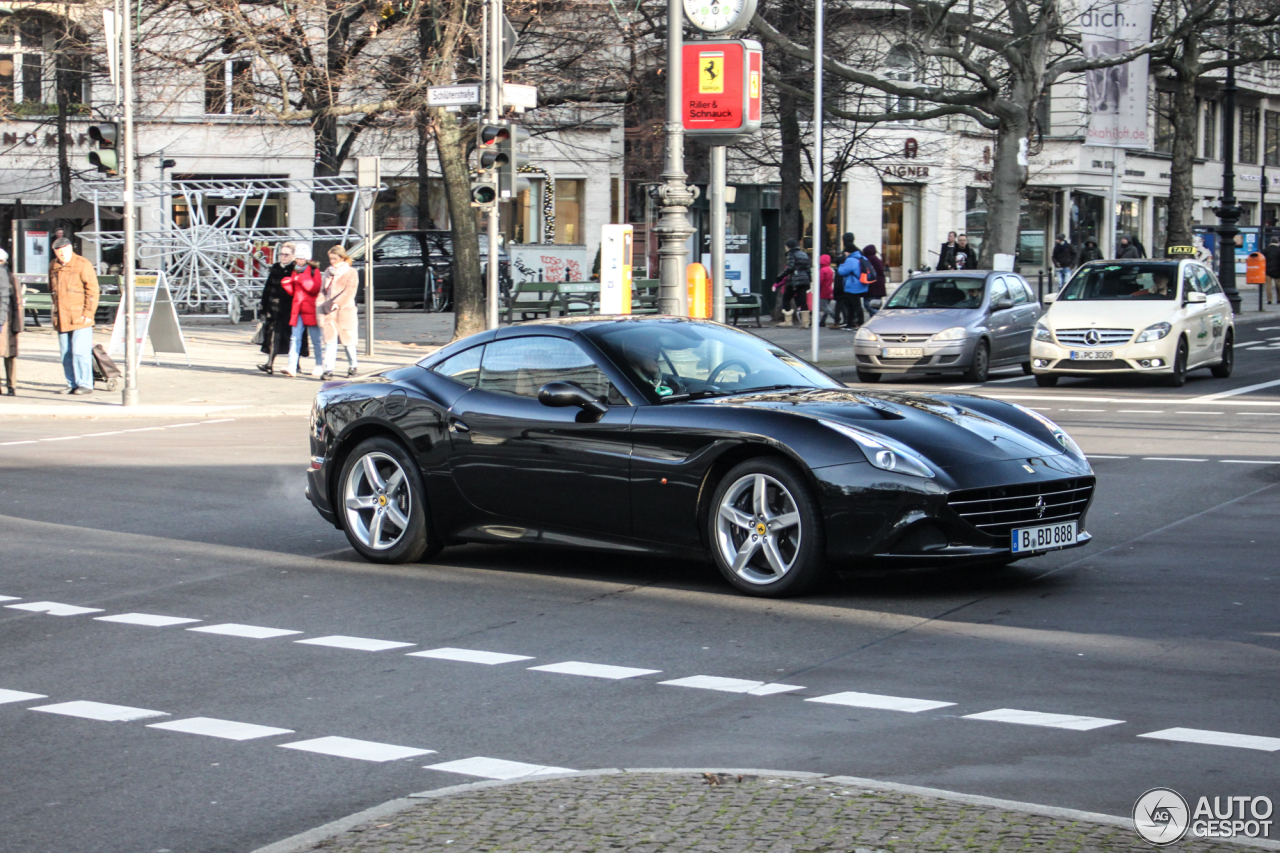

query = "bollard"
[1037, 269, 1044, 302]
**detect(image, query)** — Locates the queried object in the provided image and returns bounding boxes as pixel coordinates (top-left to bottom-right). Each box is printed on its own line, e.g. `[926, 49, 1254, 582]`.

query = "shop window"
[1240, 106, 1260, 164]
[1266, 111, 1280, 167]
[503, 183, 538, 244]
[206, 59, 254, 115]
[1153, 90, 1175, 155]
[554, 179, 584, 245]
[1202, 100, 1216, 159]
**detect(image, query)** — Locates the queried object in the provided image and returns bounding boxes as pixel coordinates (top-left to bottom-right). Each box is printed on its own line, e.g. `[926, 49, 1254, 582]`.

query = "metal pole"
[810, 0, 823, 362]
[656, 0, 694, 315]
[485, 0, 501, 330]
[364, 195, 374, 356]
[710, 145, 726, 323]
[121, 0, 137, 406]
[1261, 157, 1267, 312]
[92, 189, 102, 273]
[1109, 152, 1120, 257]
[1216, 0, 1244, 314]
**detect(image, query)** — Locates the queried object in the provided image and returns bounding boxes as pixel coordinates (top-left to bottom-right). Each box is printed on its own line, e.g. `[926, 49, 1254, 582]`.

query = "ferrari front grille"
[947, 477, 1095, 537]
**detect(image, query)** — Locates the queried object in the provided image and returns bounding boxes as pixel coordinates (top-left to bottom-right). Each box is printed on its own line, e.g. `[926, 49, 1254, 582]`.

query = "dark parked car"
[349, 230, 510, 310]
[305, 317, 1095, 597]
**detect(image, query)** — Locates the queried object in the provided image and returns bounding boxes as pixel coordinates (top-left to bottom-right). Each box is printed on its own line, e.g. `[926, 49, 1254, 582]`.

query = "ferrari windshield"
[585, 321, 841, 402]
[884, 277, 987, 309]
[1059, 263, 1179, 301]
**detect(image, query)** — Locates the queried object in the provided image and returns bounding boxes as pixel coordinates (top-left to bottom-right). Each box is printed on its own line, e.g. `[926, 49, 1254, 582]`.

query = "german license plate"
[883, 347, 924, 358]
[1070, 350, 1113, 360]
[1010, 521, 1078, 553]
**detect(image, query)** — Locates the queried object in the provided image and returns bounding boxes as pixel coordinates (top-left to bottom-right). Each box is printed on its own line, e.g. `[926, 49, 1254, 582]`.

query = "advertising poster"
[25, 230, 49, 275]
[1081, 0, 1152, 149]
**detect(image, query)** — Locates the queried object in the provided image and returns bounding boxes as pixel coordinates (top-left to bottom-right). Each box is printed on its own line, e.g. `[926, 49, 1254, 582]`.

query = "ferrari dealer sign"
[682, 39, 763, 143]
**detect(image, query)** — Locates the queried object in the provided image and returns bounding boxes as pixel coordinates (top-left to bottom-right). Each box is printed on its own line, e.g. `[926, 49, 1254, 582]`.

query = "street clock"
[683, 0, 757, 35]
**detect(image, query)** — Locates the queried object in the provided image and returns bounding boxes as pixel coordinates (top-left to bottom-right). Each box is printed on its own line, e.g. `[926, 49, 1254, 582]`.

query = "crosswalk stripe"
[30, 700, 168, 722]
[295, 636, 415, 652]
[963, 708, 1125, 731]
[6, 601, 104, 617]
[806, 691, 955, 713]
[187, 624, 303, 639]
[1139, 727, 1280, 752]
[660, 675, 804, 695]
[425, 757, 573, 780]
[279, 736, 434, 762]
[148, 717, 295, 741]
[0, 595, 21, 602]
[95, 613, 202, 627]
[0, 689, 47, 704]
[407, 647, 534, 665]
[528, 661, 661, 680]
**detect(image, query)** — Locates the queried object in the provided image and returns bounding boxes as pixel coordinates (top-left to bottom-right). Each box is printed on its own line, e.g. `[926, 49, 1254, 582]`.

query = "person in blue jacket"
[837, 237, 868, 329]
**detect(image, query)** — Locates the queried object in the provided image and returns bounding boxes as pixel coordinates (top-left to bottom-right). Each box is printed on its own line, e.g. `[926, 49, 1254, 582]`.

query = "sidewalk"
[256, 770, 1265, 853]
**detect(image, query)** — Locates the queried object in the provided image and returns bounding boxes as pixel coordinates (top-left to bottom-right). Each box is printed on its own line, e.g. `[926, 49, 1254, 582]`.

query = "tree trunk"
[1166, 38, 1200, 249]
[979, 114, 1031, 267]
[416, 109, 434, 229]
[55, 62, 71, 205]
[778, 95, 803, 261]
[432, 107, 484, 339]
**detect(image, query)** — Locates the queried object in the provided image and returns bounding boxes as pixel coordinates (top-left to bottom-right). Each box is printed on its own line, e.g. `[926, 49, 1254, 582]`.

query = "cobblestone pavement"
[290, 772, 1249, 853]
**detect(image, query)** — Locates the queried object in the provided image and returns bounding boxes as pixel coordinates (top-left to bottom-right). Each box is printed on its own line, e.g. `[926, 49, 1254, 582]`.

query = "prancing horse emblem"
[1084, 329, 1101, 346]
[1035, 496, 1048, 518]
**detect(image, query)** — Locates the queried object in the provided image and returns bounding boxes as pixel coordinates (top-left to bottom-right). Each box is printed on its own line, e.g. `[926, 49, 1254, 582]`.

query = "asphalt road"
[1, 323, 1277, 853]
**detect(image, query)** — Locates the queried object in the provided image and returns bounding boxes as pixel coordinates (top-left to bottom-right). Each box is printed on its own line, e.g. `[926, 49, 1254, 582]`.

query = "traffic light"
[470, 172, 497, 210]
[87, 123, 119, 174]
[497, 124, 531, 199]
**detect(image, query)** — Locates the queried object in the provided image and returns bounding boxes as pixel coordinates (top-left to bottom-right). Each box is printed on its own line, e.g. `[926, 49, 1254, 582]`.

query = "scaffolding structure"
[77, 175, 385, 317]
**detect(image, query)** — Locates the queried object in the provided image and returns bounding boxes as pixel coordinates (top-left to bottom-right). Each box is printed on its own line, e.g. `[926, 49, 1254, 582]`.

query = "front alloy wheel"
[710, 458, 824, 597]
[339, 437, 434, 563]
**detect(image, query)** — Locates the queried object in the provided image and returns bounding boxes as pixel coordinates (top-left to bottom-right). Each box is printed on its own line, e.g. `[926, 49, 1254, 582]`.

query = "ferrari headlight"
[855, 327, 879, 342]
[1034, 323, 1054, 342]
[821, 420, 935, 479]
[930, 326, 968, 343]
[1134, 321, 1171, 343]
[1010, 403, 1083, 457]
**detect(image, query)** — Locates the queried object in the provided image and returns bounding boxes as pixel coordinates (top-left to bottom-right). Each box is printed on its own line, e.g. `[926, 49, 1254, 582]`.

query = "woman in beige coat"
[318, 245, 360, 379]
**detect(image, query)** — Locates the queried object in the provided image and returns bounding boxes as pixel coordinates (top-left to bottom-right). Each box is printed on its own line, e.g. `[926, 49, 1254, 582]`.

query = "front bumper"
[1030, 336, 1176, 374]
[854, 336, 978, 374]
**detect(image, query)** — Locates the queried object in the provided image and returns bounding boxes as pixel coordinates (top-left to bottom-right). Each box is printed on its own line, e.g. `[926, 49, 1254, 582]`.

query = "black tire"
[963, 340, 990, 382]
[1034, 373, 1059, 387]
[856, 370, 882, 383]
[337, 436, 437, 563]
[1210, 330, 1234, 378]
[1165, 338, 1189, 387]
[1021, 361, 1034, 375]
[707, 457, 825, 597]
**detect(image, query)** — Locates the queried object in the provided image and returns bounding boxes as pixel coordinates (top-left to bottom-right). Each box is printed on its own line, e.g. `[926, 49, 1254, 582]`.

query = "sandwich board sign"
[108, 271, 189, 364]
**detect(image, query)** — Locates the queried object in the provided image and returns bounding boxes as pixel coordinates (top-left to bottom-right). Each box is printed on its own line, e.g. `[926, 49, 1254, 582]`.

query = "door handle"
[449, 419, 470, 433]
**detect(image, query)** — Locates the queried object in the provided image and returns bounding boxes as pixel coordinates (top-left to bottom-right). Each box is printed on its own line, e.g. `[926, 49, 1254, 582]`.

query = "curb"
[250, 767, 1280, 853]
[0, 404, 313, 419]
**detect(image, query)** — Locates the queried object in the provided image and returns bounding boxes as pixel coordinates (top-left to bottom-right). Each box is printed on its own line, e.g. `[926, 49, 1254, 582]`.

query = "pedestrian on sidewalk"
[1052, 234, 1077, 289]
[1116, 236, 1140, 259]
[937, 231, 958, 270]
[837, 241, 868, 329]
[813, 254, 838, 328]
[318, 246, 360, 379]
[282, 243, 323, 378]
[862, 244, 887, 319]
[775, 238, 811, 327]
[1078, 238, 1103, 264]
[49, 237, 98, 395]
[0, 248, 21, 396]
[951, 234, 975, 270]
[1262, 237, 1280, 304]
[257, 242, 296, 374]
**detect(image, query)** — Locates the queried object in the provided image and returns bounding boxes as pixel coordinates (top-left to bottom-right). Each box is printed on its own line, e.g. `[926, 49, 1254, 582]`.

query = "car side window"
[1008, 277, 1030, 305]
[988, 276, 1010, 307]
[424, 233, 451, 260]
[479, 337, 618, 402]
[1195, 266, 1222, 294]
[433, 345, 484, 387]
[375, 234, 422, 261]
[1183, 266, 1200, 296]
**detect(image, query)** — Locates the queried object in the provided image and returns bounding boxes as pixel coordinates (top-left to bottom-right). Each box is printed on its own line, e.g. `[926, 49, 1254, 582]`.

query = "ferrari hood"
[707, 388, 1068, 470]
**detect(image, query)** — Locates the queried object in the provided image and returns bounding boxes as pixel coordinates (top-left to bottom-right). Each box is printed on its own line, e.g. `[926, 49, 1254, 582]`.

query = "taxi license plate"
[883, 347, 924, 358]
[1010, 521, 1077, 553]
[1070, 350, 1113, 360]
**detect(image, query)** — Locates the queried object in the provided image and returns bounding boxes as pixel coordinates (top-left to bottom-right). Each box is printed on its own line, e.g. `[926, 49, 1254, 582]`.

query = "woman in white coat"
[318, 245, 360, 379]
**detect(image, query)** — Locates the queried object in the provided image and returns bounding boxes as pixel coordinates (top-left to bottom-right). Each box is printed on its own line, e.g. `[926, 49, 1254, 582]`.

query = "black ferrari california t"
[306, 316, 1095, 597]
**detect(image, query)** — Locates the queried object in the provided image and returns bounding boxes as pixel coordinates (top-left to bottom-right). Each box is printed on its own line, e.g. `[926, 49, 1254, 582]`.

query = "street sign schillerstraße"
[427, 85, 481, 107]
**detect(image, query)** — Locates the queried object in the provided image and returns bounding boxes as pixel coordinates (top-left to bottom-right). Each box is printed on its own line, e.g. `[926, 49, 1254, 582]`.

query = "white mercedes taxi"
[1030, 259, 1234, 387]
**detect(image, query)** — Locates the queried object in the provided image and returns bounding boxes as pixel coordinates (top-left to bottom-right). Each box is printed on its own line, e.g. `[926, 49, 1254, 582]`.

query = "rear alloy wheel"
[1034, 373, 1059, 387]
[338, 436, 436, 563]
[855, 370, 882, 383]
[1211, 330, 1234, 378]
[709, 458, 825, 597]
[963, 340, 990, 382]
[1165, 338, 1189, 387]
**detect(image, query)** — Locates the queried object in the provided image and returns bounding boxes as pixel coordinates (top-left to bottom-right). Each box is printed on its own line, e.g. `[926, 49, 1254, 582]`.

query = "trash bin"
[1247, 252, 1267, 285]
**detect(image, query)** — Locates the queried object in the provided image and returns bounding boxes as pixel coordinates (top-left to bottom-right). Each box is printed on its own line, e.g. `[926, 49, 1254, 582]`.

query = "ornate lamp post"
[1214, 0, 1244, 314]
[654, 0, 696, 315]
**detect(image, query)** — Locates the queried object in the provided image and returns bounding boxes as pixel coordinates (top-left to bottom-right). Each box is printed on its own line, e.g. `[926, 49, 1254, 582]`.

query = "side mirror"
[994, 298, 1014, 311]
[1186, 290, 1207, 304]
[538, 381, 608, 421]
[1042, 292, 1058, 304]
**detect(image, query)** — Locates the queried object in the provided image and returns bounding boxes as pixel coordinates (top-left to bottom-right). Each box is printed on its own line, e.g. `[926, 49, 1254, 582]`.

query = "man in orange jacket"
[49, 237, 99, 395]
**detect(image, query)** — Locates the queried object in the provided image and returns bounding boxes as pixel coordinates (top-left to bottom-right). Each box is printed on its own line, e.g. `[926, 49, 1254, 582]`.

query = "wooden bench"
[23, 291, 121, 326]
[557, 282, 601, 315]
[726, 291, 763, 327]
[504, 281, 561, 322]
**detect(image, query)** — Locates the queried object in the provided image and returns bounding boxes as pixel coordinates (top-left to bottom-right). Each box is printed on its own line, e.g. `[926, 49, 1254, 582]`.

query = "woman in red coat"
[282, 243, 324, 377]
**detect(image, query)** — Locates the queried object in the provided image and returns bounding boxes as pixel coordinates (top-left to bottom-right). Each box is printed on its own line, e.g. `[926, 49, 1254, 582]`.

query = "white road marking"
[425, 757, 574, 780]
[0, 440, 38, 446]
[1239, 412, 1280, 415]
[1117, 410, 1164, 414]
[943, 384, 979, 390]
[148, 717, 295, 740]
[1175, 411, 1222, 415]
[95, 613, 201, 627]
[1255, 326, 1280, 331]
[528, 661, 661, 680]
[0, 689, 47, 704]
[1221, 459, 1276, 464]
[0, 595, 20, 602]
[987, 375, 1035, 384]
[407, 648, 534, 665]
[1065, 408, 1106, 412]
[1085, 455, 1129, 459]
[659, 675, 804, 695]
[187, 623, 303, 639]
[30, 700, 167, 722]
[279, 736, 434, 762]
[295, 635, 415, 652]
[203, 418, 237, 424]
[5, 601, 104, 616]
[806, 691, 955, 713]
[1142, 457, 1208, 462]
[1187, 377, 1280, 402]
[963, 708, 1125, 731]
[1140, 727, 1280, 752]
[41, 436, 84, 442]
